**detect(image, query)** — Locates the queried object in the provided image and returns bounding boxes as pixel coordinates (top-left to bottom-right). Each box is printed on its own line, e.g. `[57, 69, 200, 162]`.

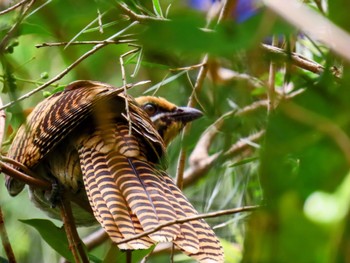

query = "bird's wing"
[78, 122, 223, 261]
[8, 81, 123, 168]
[78, 122, 179, 249]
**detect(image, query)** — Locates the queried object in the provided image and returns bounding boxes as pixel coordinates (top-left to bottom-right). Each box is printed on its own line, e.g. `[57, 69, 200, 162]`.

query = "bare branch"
[267, 37, 278, 112]
[35, 39, 137, 48]
[0, 0, 30, 16]
[59, 193, 89, 263]
[261, 44, 342, 77]
[263, 0, 350, 63]
[2, 156, 36, 177]
[0, 21, 139, 110]
[83, 228, 108, 251]
[117, 2, 168, 22]
[0, 160, 51, 189]
[117, 205, 260, 245]
[0, 97, 16, 263]
[0, 0, 35, 51]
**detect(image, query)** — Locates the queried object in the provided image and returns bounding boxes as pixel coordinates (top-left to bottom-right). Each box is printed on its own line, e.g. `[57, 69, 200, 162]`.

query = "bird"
[4, 80, 224, 262]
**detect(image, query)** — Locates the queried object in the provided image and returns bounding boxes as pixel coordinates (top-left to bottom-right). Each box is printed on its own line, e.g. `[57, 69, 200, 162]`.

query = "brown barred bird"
[4, 80, 224, 262]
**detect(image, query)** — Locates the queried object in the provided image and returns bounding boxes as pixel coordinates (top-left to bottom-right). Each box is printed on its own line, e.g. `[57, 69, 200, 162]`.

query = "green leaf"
[141, 11, 293, 56]
[152, 0, 164, 17]
[20, 219, 74, 262]
[103, 244, 155, 263]
[229, 157, 258, 167]
[143, 70, 187, 94]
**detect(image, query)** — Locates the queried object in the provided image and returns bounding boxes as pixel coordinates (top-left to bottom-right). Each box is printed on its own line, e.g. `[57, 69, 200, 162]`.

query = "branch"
[0, 97, 16, 262]
[0, 0, 35, 51]
[0, 0, 30, 16]
[0, 159, 51, 189]
[263, 0, 350, 63]
[117, 2, 168, 22]
[59, 192, 89, 263]
[117, 205, 259, 245]
[0, 21, 139, 110]
[183, 88, 305, 187]
[83, 228, 108, 251]
[175, 55, 208, 189]
[35, 39, 137, 48]
[261, 44, 341, 77]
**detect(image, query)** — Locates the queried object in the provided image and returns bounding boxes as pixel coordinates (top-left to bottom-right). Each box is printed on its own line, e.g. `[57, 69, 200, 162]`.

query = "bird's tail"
[78, 123, 224, 262]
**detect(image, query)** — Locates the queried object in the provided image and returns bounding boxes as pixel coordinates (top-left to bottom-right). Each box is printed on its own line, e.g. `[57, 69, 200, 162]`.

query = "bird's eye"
[143, 103, 157, 116]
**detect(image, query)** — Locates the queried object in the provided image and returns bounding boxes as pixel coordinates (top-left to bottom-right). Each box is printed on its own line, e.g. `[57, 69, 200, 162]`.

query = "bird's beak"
[170, 106, 203, 124]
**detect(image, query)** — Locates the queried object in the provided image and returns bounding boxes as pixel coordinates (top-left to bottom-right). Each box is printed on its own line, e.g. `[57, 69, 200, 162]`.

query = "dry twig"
[261, 44, 341, 77]
[117, 2, 168, 22]
[59, 193, 89, 263]
[117, 205, 259, 245]
[0, 21, 139, 110]
[0, 98, 16, 263]
[0, 0, 30, 16]
[35, 39, 137, 48]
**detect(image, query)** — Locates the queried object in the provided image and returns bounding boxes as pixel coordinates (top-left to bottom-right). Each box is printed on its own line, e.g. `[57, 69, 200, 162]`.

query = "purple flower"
[189, 0, 260, 22]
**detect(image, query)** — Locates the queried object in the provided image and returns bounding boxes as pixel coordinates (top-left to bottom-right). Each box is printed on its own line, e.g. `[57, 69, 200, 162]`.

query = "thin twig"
[59, 193, 89, 263]
[0, 97, 16, 263]
[83, 228, 108, 251]
[176, 0, 243, 188]
[35, 39, 137, 48]
[117, 2, 168, 22]
[263, 0, 350, 63]
[120, 48, 140, 135]
[0, 0, 35, 51]
[267, 37, 278, 112]
[175, 55, 209, 189]
[0, 209, 16, 263]
[0, 0, 29, 16]
[184, 130, 264, 187]
[117, 205, 259, 245]
[261, 44, 340, 77]
[0, 21, 139, 110]
[0, 160, 51, 189]
[2, 156, 36, 177]
[224, 130, 265, 158]
[183, 86, 306, 186]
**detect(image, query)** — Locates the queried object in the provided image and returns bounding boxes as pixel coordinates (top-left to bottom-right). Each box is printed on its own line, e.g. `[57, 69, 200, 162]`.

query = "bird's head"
[135, 96, 203, 146]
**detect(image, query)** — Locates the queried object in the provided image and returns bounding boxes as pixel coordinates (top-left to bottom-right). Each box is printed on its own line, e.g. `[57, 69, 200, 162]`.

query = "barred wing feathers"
[78, 122, 223, 261]
[6, 81, 126, 195]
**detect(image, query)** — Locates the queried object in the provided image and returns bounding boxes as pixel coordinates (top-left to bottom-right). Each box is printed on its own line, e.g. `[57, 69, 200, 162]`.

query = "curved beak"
[171, 106, 203, 124]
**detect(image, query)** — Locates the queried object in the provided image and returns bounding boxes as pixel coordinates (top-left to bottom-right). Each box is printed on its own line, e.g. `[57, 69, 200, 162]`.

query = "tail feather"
[79, 141, 154, 249]
[157, 173, 200, 254]
[163, 174, 224, 262]
[109, 154, 180, 242]
[78, 123, 223, 261]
